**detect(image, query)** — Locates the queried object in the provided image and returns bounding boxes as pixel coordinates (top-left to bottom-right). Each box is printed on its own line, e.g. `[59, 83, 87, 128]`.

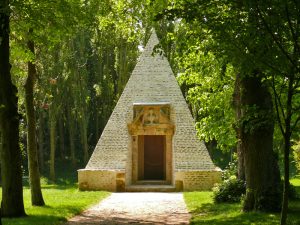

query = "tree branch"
[275, 76, 289, 119]
[261, 61, 285, 76]
[272, 74, 286, 136]
[284, 0, 300, 54]
[292, 105, 300, 112]
[255, 2, 300, 73]
[291, 115, 300, 133]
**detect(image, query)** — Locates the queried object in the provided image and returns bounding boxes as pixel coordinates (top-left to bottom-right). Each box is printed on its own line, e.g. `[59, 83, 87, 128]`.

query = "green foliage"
[171, 24, 237, 152]
[9, 0, 152, 168]
[153, 0, 300, 149]
[149, 19, 237, 153]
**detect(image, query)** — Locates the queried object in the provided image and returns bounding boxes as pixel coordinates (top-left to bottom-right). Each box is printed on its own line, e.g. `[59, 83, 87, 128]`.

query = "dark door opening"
[142, 135, 166, 180]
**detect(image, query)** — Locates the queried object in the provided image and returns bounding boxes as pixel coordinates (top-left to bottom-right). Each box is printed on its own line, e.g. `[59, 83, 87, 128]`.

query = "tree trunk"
[241, 73, 281, 212]
[49, 112, 56, 181]
[280, 75, 293, 225]
[233, 74, 245, 181]
[0, 0, 26, 216]
[67, 107, 76, 167]
[80, 116, 89, 164]
[280, 134, 291, 225]
[38, 110, 45, 171]
[24, 36, 45, 206]
[58, 117, 65, 160]
[95, 109, 99, 142]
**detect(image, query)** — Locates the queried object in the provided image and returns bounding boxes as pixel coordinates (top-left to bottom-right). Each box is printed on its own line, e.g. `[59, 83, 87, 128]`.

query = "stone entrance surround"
[128, 102, 174, 185]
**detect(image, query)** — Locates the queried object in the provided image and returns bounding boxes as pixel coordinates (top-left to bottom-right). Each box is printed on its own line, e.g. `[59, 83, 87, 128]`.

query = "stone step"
[125, 185, 176, 192]
[135, 180, 170, 185]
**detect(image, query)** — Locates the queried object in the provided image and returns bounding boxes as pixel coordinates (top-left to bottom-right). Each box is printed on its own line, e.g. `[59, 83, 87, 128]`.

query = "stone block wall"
[78, 169, 221, 192]
[78, 169, 125, 192]
[175, 170, 222, 191]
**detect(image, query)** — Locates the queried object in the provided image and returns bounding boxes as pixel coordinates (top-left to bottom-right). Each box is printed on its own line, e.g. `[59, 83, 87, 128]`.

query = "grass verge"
[1, 184, 110, 225]
[184, 177, 300, 225]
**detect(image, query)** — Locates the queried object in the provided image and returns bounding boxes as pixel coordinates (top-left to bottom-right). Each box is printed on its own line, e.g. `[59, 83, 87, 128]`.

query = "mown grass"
[291, 177, 300, 192]
[0, 184, 109, 225]
[184, 177, 300, 225]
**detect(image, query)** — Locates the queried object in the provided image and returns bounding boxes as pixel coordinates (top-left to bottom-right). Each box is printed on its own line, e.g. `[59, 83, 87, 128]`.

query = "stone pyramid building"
[78, 31, 221, 192]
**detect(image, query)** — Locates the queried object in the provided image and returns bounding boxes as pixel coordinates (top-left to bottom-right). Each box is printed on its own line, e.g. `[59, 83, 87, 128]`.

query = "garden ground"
[1, 172, 299, 225]
[184, 176, 300, 225]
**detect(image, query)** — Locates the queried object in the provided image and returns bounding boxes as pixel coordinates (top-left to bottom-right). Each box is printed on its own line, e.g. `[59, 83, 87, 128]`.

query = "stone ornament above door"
[128, 102, 175, 136]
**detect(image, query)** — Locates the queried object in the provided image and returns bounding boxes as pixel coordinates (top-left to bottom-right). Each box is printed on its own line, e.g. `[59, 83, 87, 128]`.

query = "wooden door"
[143, 135, 165, 180]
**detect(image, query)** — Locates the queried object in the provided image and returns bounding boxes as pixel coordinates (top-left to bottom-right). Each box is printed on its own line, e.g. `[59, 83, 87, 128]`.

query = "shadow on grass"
[288, 199, 300, 223]
[3, 214, 67, 225]
[21, 183, 77, 190]
[192, 202, 240, 214]
[2, 204, 91, 225]
[41, 184, 78, 190]
[190, 201, 300, 225]
[293, 186, 300, 199]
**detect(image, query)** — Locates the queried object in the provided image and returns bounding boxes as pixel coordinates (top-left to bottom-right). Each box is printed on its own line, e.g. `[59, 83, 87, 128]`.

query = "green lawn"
[291, 177, 300, 189]
[184, 177, 300, 225]
[1, 184, 109, 225]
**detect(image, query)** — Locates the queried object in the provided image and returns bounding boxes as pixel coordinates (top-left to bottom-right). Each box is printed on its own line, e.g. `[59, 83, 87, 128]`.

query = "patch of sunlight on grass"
[184, 184, 300, 225]
[289, 176, 300, 225]
[290, 176, 300, 186]
[0, 185, 110, 225]
[184, 192, 213, 212]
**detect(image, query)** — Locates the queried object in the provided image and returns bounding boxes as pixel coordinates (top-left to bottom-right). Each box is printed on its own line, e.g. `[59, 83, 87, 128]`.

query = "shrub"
[213, 175, 246, 203]
[222, 158, 238, 180]
[213, 154, 246, 203]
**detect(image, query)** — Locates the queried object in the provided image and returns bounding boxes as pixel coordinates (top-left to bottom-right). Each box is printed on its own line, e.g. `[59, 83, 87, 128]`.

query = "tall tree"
[24, 29, 45, 206]
[11, 0, 86, 182]
[0, 0, 26, 217]
[154, 0, 282, 212]
[250, 1, 300, 223]
[233, 74, 245, 180]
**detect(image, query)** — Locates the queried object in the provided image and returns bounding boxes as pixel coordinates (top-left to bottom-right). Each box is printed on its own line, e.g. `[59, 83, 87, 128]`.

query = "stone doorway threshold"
[136, 180, 170, 185]
[126, 184, 176, 192]
[127, 180, 175, 192]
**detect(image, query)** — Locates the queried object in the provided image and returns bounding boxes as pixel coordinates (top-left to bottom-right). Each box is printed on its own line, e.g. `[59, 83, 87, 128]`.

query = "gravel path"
[64, 193, 191, 225]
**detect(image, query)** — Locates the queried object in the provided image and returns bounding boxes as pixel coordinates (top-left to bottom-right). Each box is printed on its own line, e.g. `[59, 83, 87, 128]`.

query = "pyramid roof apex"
[142, 30, 160, 55]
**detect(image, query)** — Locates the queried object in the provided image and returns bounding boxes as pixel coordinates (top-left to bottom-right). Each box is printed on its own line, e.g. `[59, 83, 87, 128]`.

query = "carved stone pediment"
[128, 102, 174, 135]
